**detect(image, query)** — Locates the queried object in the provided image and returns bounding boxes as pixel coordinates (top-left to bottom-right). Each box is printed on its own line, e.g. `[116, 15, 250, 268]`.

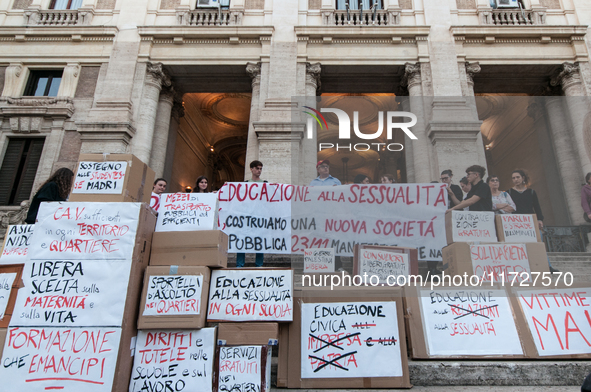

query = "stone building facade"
[0, 0, 590, 230]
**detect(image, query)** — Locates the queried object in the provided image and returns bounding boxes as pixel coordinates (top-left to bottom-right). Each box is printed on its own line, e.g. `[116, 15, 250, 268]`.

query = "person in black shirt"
[508, 169, 544, 230]
[448, 165, 492, 212]
[441, 169, 463, 208]
[25, 167, 74, 224]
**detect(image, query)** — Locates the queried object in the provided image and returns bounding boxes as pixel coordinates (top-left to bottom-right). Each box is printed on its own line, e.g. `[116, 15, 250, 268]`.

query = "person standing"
[582, 172, 591, 223]
[193, 176, 209, 193]
[507, 169, 544, 230]
[449, 165, 492, 212]
[353, 174, 370, 184]
[487, 175, 515, 214]
[150, 178, 167, 212]
[25, 168, 74, 224]
[380, 173, 395, 184]
[442, 169, 463, 208]
[236, 160, 266, 268]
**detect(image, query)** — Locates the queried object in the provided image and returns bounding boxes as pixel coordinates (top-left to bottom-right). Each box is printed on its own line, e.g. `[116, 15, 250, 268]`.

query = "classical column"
[162, 99, 184, 183]
[464, 62, 481, 96]
[149, 87, 175, 178]
[131, 62, 171, 164]
[401, 62, 431, 183]
[244, 62, 262, 179]
[550, 62, 591, 175]
[541, 93, 585, 225]
[303, 62, 321, 183]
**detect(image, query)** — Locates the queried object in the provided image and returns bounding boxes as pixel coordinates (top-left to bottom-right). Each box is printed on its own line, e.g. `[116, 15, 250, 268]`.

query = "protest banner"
[516, 287, 591, 357]
[304, 249, 335, 273]
[29, 202, 141, 261]
[10, 259, 132, 327]
[207, 269, 293, 322]
[354, 246, 411, 284]
[0, 273, 17, 320]
[300, 301, 403, 378]
[150, 193, 161, 213]
[445, 211, 497, 244]
[156, 193, 218, 232]
[497, 214, 541, 242]
[129, 328, 216, 392]
[414, 288, 524, 357]
[72, 161, 127, 194]
[0, 326, 121, 392]
[143, 274, 203, 316]
[0, 225, 34, 264]
[471, 244, 532, 283]
[218, 345, 271, 392]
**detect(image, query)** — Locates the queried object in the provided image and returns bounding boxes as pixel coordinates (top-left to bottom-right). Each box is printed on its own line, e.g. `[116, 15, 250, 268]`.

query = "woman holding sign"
[25, 168, 74, 224]
[487, 175, 515, 214]
[508, 169, 544, 229]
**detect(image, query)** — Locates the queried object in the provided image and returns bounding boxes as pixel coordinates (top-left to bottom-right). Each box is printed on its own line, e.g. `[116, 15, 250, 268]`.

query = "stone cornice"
[138, 26, 274, 42]
[295, 25, 430, 41]
[0, 26, 118, 42]
[451, 25, 587, 40]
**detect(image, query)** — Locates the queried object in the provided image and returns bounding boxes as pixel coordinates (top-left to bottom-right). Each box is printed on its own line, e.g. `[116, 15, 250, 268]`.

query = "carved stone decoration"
[246, 62, 262, 88]
[306, 62, 322, 93]
[322, 11, 334, 26]
[59, 63, 81, 98]
[465, 61, 481, 87]
[146, 62, 172, 89]
[550, 62, 583, 92]
[2, 63, 24, 96]
[0, 97, 74, 132]
[526, 98, 544, 120]
[401, 62, 421, 91]
[0, 200, 30, 242]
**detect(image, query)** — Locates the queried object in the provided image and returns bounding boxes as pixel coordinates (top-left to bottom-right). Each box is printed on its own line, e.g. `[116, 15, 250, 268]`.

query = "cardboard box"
[445, 210, 498, 245]
[496, 214, 542, 243]
[0, 264, 24, 328]
[443, 242, 549, 279]
[0, 328, 6, 358]
[69, 153, 155, 203]
[283, 286, 411, 389]
[150, 230, 228, 268]
[353, 244, 419, 278]
[218, 323, 279, 346]
[215, 345, 272, 392]
[138, 266, 211, 329]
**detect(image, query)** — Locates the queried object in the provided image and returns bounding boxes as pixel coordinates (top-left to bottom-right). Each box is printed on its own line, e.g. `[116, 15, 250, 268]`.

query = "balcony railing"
[24, 8, 93, 26]
[332, 9, 391, 26]
[480, 8, 546, 25]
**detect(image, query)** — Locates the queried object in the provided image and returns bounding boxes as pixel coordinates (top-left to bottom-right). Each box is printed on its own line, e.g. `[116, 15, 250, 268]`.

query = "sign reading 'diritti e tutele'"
[143, 275, 203, 316]
[0, 225, 34, 264]
[129, 329, 216, 392]
[207, 269, 293, 322]
[72, 161, 127, 194]
[0, 326, 122, 392]
[29, 202, 140, 261]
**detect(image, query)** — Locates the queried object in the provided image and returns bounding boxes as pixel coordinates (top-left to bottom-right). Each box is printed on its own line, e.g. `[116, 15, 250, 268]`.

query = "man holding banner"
[236, 160, 266, 267]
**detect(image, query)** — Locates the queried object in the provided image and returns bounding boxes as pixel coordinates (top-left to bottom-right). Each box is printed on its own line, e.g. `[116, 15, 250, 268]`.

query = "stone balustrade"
[479, 8, 546, 25]
[331, 9, 391, 26]
[24, 8, 93, 26]
[177, 9, 234, 26]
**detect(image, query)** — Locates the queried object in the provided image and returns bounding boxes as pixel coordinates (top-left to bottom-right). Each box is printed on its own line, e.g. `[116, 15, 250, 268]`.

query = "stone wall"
[540, 0, 561, 8]
[12, 0, 32, 9]
[245, 0, 265, 9]
[309, 0, 321, 9]
[96, 0, 117, 8]
[399, 0, 412, 9]
[0, 67, 6, 95]
[456, 0, 476, 9]
[160, 0, 181, 10]
[75, 66, 100, 99]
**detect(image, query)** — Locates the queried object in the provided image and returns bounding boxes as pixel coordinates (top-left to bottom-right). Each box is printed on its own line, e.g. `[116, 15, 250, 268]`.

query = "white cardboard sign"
[470, 244, 531, 283]
[72, 161, 127, 194]
[304, 248, 335, 273]
[207, 269, 293, 322]
[29, 202, 140, 261]
[500, 214, 539, 242]
[218, 346, 271, 392]
[517, 288, 591, 356]
[301, 301, 403, 378]
[156, 193, 219, 232]
[358, 248, 409, 284]
[450, 211, 497, 242]
[0, 224, 34, 264]
[11, 259, 132, 327]
[0, 272, 17, 319]
[0, 326, 122, 392]
[129, 328, 216, 392]
[143, 275, 203, 316]
[419, 288, 523, 356]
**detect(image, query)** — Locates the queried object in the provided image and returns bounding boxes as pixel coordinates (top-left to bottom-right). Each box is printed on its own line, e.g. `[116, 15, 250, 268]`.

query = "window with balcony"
[0, 138, 45, 206]
[49, 0, 83, 9]
[196, 0, 230, 8]
[24, 70, 63, 97]
[337, 0, 382, 10]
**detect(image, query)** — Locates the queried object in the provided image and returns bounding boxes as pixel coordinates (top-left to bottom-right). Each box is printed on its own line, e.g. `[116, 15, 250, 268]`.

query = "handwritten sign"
[72, 161, 127, 194]
[517, 288, 591, 356]
[304, 248, 335, 273]
[419, 288, 523, 356]
[11, 259, 132, 327]
[0, 272, 16, 319]
[29, 202, 140, 261]
[301, 301, 402, 378]
[1, 225, 34, 264]
[150, 193, 161, 212]
[470, 244, 531, 283]
[358, 248, 409, 284]
[143, 275, 203, 316]
[218, 346, 271, 392]
[156, 193, 218, 232]
[449, 211, 497, 242]
[207, 269, 293, 322]
[500, 215, 539, 242]
[0, 326, 121, 391]
[129, 328, 215, 392]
